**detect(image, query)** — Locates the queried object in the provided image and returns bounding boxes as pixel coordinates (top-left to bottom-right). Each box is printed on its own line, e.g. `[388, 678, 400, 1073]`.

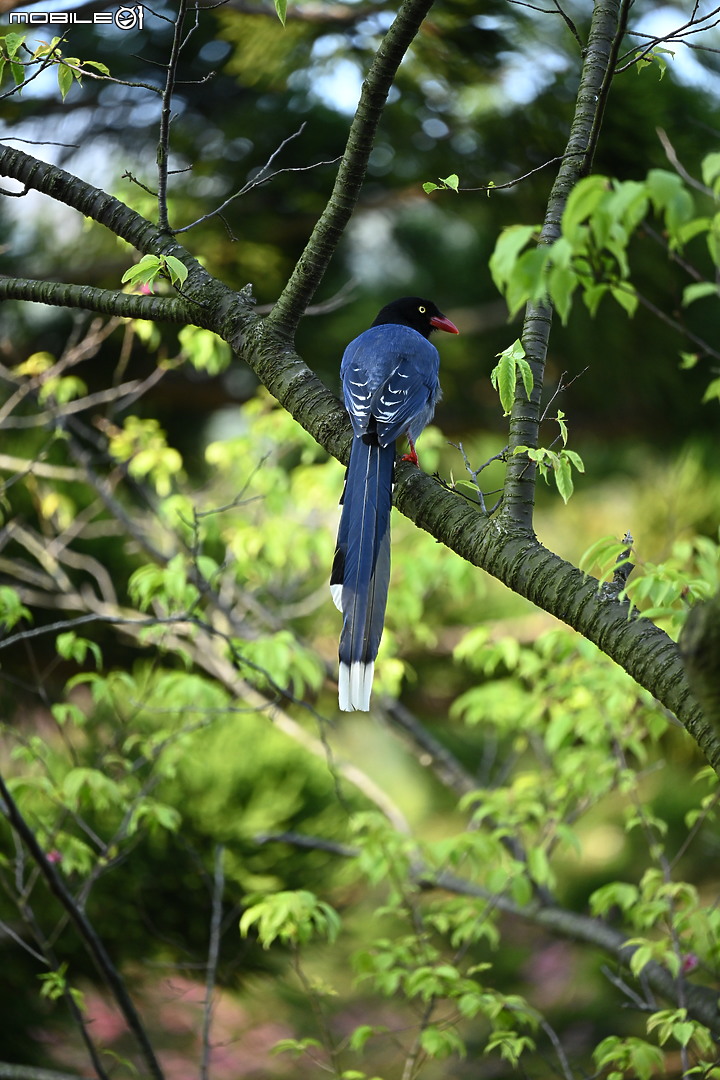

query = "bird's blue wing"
[341, 325, 441, 445]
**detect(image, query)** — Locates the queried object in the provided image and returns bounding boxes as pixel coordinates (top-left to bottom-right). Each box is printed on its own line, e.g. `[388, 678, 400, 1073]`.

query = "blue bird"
[331, 297, 459, 712]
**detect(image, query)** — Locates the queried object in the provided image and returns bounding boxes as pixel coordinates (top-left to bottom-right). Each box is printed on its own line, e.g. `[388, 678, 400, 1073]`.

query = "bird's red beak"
[430, 314, 460, 335]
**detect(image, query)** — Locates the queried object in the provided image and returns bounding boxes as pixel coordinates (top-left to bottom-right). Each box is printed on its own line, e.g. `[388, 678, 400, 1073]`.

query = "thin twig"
[552, 0, 583, 48]
[656, 126, 712, 196]
[458, 155, 570, 193]
[200, 844, 225, 1080]
[539, 1018, 575, 1080]
[157, 0, 188, 230]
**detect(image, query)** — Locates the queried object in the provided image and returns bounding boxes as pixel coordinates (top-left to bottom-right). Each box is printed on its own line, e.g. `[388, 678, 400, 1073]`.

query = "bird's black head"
[371, 296, 459, 338]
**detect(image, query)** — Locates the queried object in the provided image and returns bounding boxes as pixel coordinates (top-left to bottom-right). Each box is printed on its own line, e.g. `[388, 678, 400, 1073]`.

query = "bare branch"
[0, 276, 207, 328]
[200, 844, 225, 1080]
[174, 124, 341, 235]
[157, 0, 189, 230]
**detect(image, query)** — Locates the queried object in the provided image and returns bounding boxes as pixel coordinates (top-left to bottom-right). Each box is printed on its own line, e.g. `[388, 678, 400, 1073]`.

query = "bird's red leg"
[400, 434, 419, 466]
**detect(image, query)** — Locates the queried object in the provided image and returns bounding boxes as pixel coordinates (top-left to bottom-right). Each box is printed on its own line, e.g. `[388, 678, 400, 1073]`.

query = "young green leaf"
[57, 62, 74, 100]
[516, 356, 534, 402]
[490, 339, 528, 415]
[121, 254, 162, 287]
[4, 32, 26, 59]
[682, 282, 719, 307]
[489, 224, 537, 295]
[554, 453, 574, 504]
[84, 60, 110, 75]
[561, 175, 610, 241]
[610, 283, 638, 317]
[164, 255, 189, 287]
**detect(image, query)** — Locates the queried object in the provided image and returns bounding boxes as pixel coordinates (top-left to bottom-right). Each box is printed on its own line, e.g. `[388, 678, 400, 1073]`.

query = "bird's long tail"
[331, 437, 394, 711]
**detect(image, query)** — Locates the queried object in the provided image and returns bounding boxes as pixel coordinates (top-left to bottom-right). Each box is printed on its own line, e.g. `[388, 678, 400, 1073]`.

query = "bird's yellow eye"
[418, 305, 426, 313]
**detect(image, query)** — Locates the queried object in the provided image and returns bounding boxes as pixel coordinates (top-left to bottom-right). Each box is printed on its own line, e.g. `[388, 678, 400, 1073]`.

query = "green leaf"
[610, 283, 638, 317]
[239, 890, 341, 948]
[582, 282, 609, 317]
[0, 585, 31, 630]
[38, 963, 70, 1001]
[4, 32, 26, 59]
[702, 377, 720, 404]
[164, 255, 188, 287]
[423, 181, 440, 194]
[701, 152, 720, 191]
[682, 282, 719, 307]
[547, 262, 578, 323]
[485, 1030, 535, 1066]
[178, 326, 231, 375]
[56, 632, 102, 668]
[628, 941, 654, 978]
[121, 254, 162, 286]
[562, 448, 585, 472]
[579, 534, 630, 577]
[594, 1036, 665, 1080]
[555, 410, 568, 445]
[646, 168, 694, 236]
[440, 173, 459, 191]
[57, 62, 74, 101]
[62, 767, 122, 810]
[490, 339, 527, 415]
[516, 356, 534, 401]
[274, 0, 287, 24]
[506, 245, 552, 317]
[489, 224, 537, 295]
[589, 881, 639, 916]
[561, 175, 610, 241]
[84, 60, 110, 75]
[51, 702, 86, 728]
[272, 1037, 322, 1057]
[527, 845, 554, 887]
[349, 1024, 386, 1051]
[554, 453, 574, 504]
[419, 1025, 466, 1059]
[490, 343, 519, 415]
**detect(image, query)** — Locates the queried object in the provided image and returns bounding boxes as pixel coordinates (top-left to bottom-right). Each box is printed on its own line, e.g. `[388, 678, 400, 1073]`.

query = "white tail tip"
[338, 660, 374, 712]
[330, 582, 343, 612]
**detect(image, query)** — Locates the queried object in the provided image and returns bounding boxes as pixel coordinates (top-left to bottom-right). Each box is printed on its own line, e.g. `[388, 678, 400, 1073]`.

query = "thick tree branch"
[0, 276, 199, 325]
[680, 595, 720, 735]
[502, 0, 627, 530]
[265, 0, 439, 337]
